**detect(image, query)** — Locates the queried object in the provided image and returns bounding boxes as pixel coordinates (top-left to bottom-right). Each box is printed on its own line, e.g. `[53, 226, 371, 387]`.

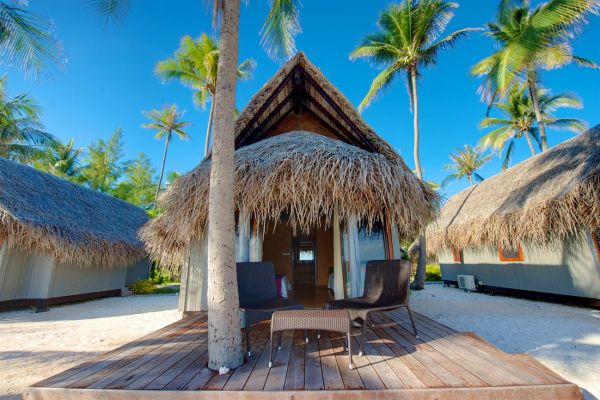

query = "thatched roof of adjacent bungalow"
[142, 132, 438, 267]
[0, 158, 148, 267]
[427, 125, 600, 254]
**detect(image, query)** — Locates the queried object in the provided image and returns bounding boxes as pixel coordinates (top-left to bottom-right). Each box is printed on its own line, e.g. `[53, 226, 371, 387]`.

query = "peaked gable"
[234, 52, 399, 161]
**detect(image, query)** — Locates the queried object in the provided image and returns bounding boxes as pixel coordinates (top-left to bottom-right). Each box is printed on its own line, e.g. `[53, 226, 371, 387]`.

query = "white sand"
[411, 284, 600, 400]
[1, 287, 598, 400]
[0, 294, 180, 400]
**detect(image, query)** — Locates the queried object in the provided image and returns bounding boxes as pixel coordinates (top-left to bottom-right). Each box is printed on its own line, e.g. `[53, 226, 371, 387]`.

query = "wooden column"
[346, 214, 362, 298]
[236, 212, 250, 262]
[177, 234, 208, 314]
[332, 207, 345, 300]
[249, 218, 263, 262]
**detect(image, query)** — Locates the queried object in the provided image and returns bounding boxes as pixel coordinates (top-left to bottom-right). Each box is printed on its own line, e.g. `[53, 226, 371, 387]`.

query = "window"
[451, 246, 462, 263]
[296, 240, 315, 262]
[592, 229, 600, 261]
[498, 245, 524, 262]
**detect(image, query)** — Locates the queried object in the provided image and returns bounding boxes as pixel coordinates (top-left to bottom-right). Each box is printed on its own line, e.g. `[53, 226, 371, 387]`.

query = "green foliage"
[128, 279, 155, 295]
[0, 75, 58, 162]
[351, 0, 478, 111]
[260, 0, 301, 60]
[33, 138, 84, 181]
[442, 145, 492, 187]
[80, 129, 125, 192]
[112, 152, 156, 208]
[425, 264, 442, 282]
[480, 85, 585, 168]
[155, 34, 256, 109]
[149, 263, 175, 285]
[0, 1, 64, 77]
[472, 0, 598, 102]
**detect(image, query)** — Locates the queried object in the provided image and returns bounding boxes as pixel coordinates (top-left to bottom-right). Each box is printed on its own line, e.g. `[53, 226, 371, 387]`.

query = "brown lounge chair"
[324, 259, 418, 356]
[237, 261, 304, 357]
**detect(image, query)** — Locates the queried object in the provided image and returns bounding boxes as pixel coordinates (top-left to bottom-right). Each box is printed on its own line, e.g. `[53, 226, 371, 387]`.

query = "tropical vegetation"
[442, 145, 492, 187]
[0, 75, 57, 162]
[142, 104, 190, 206]
[155, 34, 255, 156]
[480, 85, 585, 169]
[472, 0, 598, 152]
[351, 0, 477, 290]
[33, 138, 84, 181]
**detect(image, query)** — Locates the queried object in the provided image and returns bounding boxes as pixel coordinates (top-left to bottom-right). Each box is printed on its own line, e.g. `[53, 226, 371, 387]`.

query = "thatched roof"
[0, 158, 148, 267]
[427, 125, 600, 254]
[231, 52, 400, 161]
[142, 132, 437, 267]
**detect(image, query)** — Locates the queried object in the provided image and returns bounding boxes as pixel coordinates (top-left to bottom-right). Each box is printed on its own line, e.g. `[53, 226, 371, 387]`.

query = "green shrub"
[149, 263, 175, 285]
[425, 264, 442, 282]
[129, 279, 155, 295]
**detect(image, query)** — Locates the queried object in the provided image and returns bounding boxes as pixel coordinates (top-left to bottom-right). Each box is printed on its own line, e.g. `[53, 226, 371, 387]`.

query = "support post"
[178, 235, 209, 314]
[346, 214, 362, 298]
[249, 218, 263, 262]
[237, 212, 250, 262]
[333, 207, 345, 300]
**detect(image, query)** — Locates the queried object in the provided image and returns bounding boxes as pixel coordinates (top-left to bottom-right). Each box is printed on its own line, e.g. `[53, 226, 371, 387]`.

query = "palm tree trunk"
[204, 100, 215, 157]
[524, 131, 536, 156]
[206, 0, 244, 371]
[528, 78, 548, 152]
[468, 175, 473, 186]
[155, 132, 171, 207]
[410, 68, 426, 291]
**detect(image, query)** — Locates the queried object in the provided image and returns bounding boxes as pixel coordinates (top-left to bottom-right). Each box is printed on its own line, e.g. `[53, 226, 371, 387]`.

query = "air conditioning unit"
[457, 275, 476, 292]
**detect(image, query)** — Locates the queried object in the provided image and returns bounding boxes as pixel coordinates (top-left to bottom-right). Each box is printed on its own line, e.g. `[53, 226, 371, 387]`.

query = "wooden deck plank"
[35, 314, 205, 388]
[347, 333, 386, 390]
[283, 329, 305, 390]
[263, 329, 294, 391]
[222, 324, 270, 390]
[402, 311, 559, 385]
[316, 328, 345, 390]
[303, 331, 324, 390]
[26, 310, 583, 400]
[328, 331, 364, 390]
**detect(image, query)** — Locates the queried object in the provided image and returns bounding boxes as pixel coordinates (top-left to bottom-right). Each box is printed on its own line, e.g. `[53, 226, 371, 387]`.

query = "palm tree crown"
[0, 75, 57, 162]
[34, 138, 84, 180]
[471, 0, 598, 150]
[142, 104, 190, 206]
[480, 85, 585, 169]
[155, 34, 255, 156]
[351, 0, 478, 112]
[442, 145, 492, 187]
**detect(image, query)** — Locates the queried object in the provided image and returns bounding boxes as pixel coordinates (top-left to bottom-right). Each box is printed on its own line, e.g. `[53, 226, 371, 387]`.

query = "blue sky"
[3, 0, 600, 199]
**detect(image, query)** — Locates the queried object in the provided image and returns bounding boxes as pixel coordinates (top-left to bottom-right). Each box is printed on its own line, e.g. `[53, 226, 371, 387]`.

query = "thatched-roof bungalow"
[428, 125, 600, 306]
[142, 53, 437, 312]
[0, 158, 150, 311]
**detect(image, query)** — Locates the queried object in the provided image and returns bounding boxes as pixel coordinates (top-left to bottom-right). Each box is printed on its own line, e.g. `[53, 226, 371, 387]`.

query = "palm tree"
[155, 34, 255, 156]
[480, 85, 585, 169]
[351, 0, 477, 290]
[142, 105, 190, 206]
[34, 138, 84, 180]
[94, 0, 303, 370]
[472, 0, 598, 152]
[0, 1, 64, 77]
[442, 145, 492, 187]
[0, 75, 57, 162]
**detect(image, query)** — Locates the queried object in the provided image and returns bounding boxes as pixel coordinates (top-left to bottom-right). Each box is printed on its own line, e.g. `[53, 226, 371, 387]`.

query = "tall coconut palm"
[0, 75, 57, 161]
[94, 0, 302, 370]
[480, 85, 585, 169]
[0, 1, 64, 77]
[472, 0, 598, 152]
[442, 145, 492, 187]
[351, 0, 477, 290]
[142, 105, 191, 206]
[155, 34, 255, 156]
[34, 138, 84, 181]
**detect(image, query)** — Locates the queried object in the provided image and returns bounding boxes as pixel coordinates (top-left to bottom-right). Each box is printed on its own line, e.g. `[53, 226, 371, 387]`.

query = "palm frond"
[260, 0, 301, 61]
[357, 65, 398, 112]
[87, 0, 130, 23]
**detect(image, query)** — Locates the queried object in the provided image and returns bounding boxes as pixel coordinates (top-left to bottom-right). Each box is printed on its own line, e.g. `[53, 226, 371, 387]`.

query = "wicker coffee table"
[269, 309, 353, 369]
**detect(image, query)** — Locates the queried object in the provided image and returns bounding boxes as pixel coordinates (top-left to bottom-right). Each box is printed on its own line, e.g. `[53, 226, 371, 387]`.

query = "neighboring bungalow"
[0, 158, 150, 311]
[141, 52, 438, 313]
[428, 125, 600, 306]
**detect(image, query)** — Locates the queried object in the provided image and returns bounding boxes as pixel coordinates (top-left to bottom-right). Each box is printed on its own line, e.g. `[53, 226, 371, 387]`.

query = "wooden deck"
[25, 310, 581, 400]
